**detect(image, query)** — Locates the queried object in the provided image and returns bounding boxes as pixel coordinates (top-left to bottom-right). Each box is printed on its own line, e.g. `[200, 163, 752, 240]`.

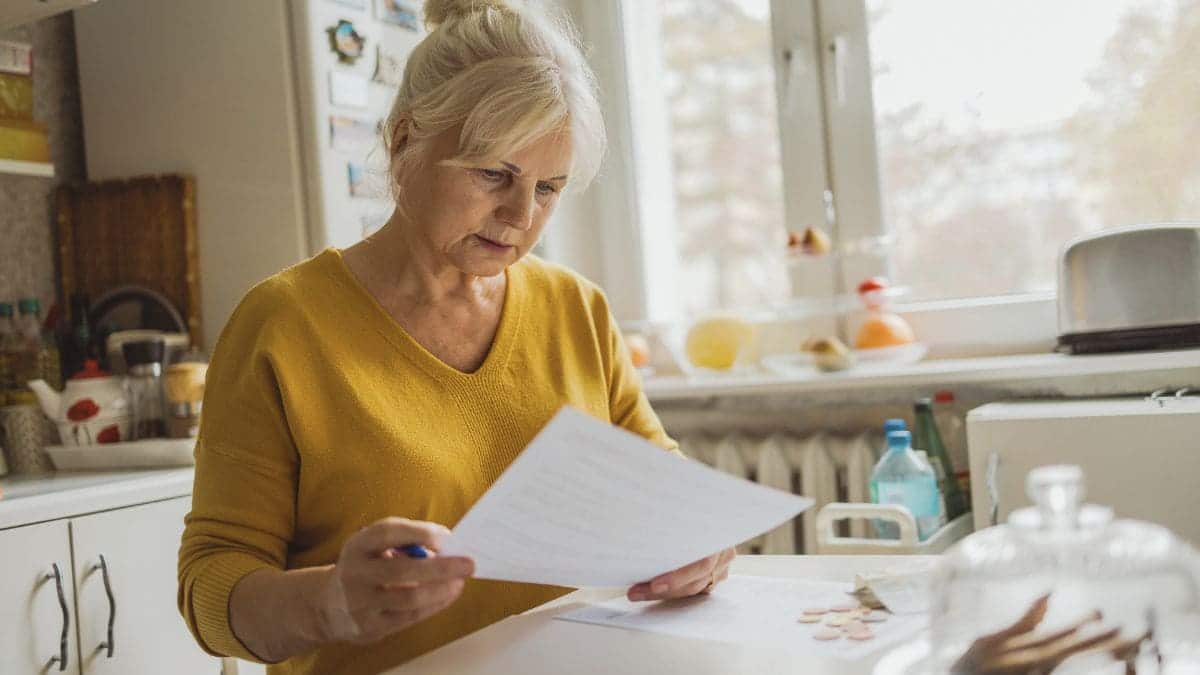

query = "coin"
[813, 629, 842, 641]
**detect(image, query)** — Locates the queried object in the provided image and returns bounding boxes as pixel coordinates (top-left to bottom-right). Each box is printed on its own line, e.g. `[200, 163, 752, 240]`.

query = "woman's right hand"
[316, 517, 475, 645]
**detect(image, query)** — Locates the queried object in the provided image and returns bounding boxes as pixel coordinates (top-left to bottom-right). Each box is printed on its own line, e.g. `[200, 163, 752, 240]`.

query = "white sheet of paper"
[329, 70, 369, 108]
[439, 407, 813, 587]
[557, 575, 930, 660]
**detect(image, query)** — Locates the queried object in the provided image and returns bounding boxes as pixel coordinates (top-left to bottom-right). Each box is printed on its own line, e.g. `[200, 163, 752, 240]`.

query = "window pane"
[867, 0, 1200, 301]
[657, 0, 788, 315]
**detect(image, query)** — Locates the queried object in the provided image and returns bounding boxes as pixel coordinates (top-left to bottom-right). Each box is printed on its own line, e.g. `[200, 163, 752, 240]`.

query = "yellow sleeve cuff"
[183, 552, 277, 663]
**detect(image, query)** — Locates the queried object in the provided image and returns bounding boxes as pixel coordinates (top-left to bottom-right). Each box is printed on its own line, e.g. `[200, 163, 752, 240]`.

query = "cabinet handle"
[92, 554, 116, 658]
[44, 563, 69, 671]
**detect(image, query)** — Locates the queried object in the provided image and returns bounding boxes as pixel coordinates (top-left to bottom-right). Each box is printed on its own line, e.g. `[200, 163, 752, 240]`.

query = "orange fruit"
[854, 312, 915, 349]
[625, 333, 651, 368]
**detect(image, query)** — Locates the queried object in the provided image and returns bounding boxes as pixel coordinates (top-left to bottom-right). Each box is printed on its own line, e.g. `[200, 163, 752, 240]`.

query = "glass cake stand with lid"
[875, 464, 1200, 674]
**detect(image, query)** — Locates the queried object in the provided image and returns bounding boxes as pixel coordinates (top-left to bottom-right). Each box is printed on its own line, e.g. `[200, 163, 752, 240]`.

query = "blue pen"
[396, 544, 429, 559]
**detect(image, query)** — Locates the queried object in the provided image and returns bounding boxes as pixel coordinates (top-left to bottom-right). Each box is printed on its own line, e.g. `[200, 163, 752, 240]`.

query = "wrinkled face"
[399, 127, 572, 278]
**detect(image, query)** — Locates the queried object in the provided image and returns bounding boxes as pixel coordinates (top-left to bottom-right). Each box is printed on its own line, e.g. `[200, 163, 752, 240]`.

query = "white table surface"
[386, 554, 936, 675]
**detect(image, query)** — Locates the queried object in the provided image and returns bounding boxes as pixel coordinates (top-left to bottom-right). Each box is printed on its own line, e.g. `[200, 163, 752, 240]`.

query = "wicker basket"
[54, 174, 202, 346]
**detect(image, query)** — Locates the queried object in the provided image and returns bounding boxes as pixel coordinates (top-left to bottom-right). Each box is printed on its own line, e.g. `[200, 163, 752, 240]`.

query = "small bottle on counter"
[933, 390, 970, 500]
[870, 430, 943, 540]
[123, 337, 167, 439]
[914, 398, 969, 521]
[164, 356, 206, 439]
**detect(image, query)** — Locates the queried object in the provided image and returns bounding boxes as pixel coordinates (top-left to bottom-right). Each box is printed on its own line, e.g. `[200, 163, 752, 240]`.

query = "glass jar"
[877, 464, 1200, 674]
[122, 337, 166, 439]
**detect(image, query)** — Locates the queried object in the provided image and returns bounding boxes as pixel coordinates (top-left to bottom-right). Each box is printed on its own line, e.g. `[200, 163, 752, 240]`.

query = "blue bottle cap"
[886, 429, 911, 450]
[883, 418, 907, 434]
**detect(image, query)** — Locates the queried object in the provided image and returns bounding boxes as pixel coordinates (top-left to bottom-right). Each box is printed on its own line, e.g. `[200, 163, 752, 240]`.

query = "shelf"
[644, 348, 1200, 402]
[0, 158, 55, 177]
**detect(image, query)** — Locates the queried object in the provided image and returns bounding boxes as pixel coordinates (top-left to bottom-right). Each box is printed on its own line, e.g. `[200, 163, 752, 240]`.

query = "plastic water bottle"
[870, 430, 943, 541]
[883, 418, 905, 441]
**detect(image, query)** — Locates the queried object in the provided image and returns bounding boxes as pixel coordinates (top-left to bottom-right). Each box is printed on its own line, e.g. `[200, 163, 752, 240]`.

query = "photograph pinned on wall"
[372, 44, 405, 88]
[326, 19, 367, 65]
[375, 0, 421, 32]
[327, 0, 368, 10]
[0, 40, 33, 75]
[330, 115, 378, 153]
[329, 70, 369, 108]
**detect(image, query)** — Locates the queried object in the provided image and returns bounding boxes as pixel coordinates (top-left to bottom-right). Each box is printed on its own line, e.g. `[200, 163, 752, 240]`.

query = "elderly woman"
[177, 0, 734, 673]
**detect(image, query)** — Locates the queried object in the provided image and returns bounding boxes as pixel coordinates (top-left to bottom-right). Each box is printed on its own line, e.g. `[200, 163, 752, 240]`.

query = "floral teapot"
[28, 359, 131, 446]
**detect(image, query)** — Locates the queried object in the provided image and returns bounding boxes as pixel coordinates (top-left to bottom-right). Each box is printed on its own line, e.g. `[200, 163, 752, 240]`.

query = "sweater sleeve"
[587, 288, 680, 454]
[177, 285, 300, 662]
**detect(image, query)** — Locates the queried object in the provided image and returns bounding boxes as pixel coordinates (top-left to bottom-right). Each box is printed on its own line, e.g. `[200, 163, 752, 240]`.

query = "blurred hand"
[626, 547, 736, 602]
[316, 517, 475, 644]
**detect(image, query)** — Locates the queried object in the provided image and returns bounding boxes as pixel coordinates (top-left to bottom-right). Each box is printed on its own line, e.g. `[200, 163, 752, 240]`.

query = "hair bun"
[424, 0, 515, 29]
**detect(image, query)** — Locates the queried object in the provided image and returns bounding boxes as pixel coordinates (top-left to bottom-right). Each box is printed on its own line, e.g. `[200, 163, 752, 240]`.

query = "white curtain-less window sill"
[644, 348, 1200, 404]
[645, 293, 1197, 403]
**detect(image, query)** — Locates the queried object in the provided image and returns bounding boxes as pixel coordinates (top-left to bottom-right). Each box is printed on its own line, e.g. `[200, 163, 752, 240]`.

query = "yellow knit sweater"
[177, 249, 677, 674]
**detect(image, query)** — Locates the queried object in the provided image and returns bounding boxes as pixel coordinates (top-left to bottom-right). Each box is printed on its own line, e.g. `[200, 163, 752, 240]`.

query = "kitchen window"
[576, 0, 1200, 354]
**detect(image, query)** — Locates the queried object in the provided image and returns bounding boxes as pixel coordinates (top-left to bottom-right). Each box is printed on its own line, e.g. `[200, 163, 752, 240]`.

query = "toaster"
[1057, 222, 1200, 354]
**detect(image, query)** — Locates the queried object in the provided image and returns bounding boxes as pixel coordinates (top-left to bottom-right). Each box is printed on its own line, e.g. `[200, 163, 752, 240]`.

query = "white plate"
[45, 438, 196, 471]
[760, 343, 927, 377]
[855, 342, 928, 364]
[759, 352, 816, 377]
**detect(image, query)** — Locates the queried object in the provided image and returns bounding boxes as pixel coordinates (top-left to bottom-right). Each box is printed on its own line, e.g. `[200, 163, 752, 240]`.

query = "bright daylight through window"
[643, 0, 1200, 316]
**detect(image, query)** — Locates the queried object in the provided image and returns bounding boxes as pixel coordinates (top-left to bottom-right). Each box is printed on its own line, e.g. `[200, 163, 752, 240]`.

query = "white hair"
[383, 0, 605, 203]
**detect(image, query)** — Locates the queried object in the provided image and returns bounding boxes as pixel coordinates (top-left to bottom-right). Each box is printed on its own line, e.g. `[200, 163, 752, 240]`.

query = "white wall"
[74, 0, 311, 350]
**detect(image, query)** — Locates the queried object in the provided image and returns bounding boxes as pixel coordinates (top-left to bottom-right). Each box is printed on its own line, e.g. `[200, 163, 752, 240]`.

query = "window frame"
[570, 0, 1063, 355]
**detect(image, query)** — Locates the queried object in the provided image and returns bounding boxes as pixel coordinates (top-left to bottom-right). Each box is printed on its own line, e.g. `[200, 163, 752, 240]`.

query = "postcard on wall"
[329, 70, 369, 108]
[347, 162, 368, 197]
[372, 44, 405, 88]
[375, 0, 421, 32]
[326, 19, 367, 65]
[330, 115, 378, 152]
[0, 41, 33, 76]
[348, 163, 389, 199]
[327, 0, 368, 10]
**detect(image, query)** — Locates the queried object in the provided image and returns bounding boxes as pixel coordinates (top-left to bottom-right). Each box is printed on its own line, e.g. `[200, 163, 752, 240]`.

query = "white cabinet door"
[0, 520, 77, 674]
[70, 497, 220, 675]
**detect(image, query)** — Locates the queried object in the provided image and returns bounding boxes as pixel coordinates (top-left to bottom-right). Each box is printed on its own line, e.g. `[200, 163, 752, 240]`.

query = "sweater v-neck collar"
[325, 248, 525, 383]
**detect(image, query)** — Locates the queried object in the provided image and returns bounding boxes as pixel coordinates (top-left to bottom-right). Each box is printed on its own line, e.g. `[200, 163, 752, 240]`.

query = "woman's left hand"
[626, 547, 736, 602]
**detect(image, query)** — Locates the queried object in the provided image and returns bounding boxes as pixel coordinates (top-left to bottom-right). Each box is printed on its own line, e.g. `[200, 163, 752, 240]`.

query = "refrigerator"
[73, 0, 424, 349]
[966, 394, 1200, 546]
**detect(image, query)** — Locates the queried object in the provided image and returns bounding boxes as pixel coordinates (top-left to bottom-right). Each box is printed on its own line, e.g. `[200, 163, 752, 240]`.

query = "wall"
[73, 0, 311, 350]
[0, 14, 86, 318]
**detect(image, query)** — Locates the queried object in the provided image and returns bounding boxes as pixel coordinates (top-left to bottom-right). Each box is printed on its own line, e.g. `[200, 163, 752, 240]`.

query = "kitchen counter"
[0, 467, 194, 530]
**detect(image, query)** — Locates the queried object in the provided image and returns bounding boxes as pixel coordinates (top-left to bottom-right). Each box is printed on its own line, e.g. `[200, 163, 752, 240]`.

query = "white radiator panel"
[678, 432, 880, 554]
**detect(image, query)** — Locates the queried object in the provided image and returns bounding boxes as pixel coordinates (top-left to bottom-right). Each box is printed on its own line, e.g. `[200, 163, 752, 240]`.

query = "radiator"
[677, 431, 880, 554]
